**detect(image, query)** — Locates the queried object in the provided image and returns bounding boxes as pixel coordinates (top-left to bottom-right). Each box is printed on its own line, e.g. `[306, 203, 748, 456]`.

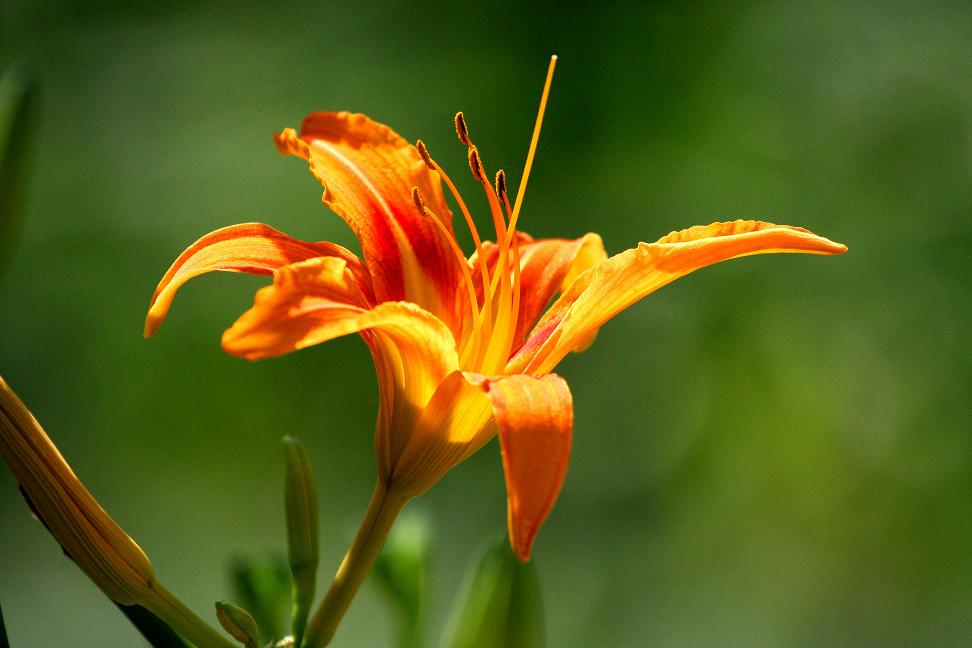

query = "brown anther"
[416, 140, 436, 170]
[454, 112, 472, 146]
[467, 147, 484, 182]
[495, 169, 507, 202]
[411, 186, 428, 215]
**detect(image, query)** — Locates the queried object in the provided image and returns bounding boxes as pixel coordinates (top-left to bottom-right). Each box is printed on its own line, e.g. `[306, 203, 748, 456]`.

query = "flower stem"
[301, 480, 408, 647]
[148, 583, 236, 648]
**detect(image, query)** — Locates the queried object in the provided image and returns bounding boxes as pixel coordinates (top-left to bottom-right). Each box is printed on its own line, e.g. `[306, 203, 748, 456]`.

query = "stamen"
[416, 139, 493, 333]
[507, 233, 523, 358]
[494, 170, 507, 207]
[410, 185, 427, 213]
[411, 187, 482, 352]
[453, 114, 507, 244]
[454, 112, 472, 146]
[416, 139, 435, 170]
[467, 147, 484, 183]
[495, 169, 512, 219]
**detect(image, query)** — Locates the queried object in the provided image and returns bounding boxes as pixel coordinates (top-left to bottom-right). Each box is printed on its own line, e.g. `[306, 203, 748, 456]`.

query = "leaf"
[440, 537, 545, 648]
[372, 508, 432, 648]
[116, 604, 191, 648]
[0, 64, 38, 265]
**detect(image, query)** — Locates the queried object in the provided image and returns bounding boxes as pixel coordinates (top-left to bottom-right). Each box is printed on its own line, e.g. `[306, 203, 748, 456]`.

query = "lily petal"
[480, 373, 573, 562]
[510, 233, 607, 353]
[144, 223, 370, 337]
[221, 258, 452, 363]
[275, 112, 465, 333]
[511, 220, 848, 374]
[388, 371, 573, 562]
[222, 259, 460, 486]
[389, 371, 496, 498]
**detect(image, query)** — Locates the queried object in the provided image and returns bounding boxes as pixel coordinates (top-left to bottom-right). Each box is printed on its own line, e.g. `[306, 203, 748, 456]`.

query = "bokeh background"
[1, 0, 970, 646]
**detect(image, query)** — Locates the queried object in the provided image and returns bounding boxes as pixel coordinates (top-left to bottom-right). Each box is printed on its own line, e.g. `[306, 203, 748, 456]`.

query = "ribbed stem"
[302, 481, 408, 647]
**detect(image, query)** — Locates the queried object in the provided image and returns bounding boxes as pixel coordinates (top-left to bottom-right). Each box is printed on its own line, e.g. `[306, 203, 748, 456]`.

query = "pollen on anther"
[411, 187, 427, 215]
[467, 147, 484, 182]
[454, 112, 472, 146]
[416, 140, 436, 170]
[495, 169, 507, 202]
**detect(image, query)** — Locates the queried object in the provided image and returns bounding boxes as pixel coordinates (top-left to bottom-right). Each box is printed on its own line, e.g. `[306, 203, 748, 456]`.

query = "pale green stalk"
[301, 481, 408, 647]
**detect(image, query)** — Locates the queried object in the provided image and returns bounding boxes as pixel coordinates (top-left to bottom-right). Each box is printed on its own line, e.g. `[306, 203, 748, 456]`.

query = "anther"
[467, 147, 484, 182]
[454, 112, 472, 146]
[495, 169, 507, 203]
[415, 140, 436, 170]
[411, 186, 428, 215]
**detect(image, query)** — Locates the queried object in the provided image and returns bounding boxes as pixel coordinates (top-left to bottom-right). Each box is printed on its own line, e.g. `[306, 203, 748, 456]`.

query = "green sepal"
[441, 537, 546, 648]
[372, 508, 432, 648]
[282, 435, 319, 646]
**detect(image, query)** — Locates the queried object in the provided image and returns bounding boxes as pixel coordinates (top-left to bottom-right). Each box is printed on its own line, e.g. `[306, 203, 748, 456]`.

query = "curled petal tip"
[274, 127, 308, 158]
[143, 313, 161, 338]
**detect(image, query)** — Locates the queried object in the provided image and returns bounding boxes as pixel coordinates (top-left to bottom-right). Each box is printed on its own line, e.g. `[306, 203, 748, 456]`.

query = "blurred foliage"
[0, 64, 38, 270]
[0, 0, 970, 646]
[372, 509, 433, 648]
[441, 539, 545, 648]
[228, 555, 290, 643]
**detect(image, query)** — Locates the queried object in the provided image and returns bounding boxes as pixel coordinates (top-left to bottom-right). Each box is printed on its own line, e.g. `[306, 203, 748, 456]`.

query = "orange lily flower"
[145, 56, 844, 644]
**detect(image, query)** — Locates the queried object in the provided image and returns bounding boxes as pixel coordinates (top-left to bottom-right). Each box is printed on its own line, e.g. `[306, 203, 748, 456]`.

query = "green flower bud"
[215, 601, 261, 648]
[282, 436, 319, 645]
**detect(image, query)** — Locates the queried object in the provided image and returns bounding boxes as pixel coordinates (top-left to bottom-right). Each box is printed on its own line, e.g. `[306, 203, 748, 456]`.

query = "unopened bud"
[282, 436, 319, 645]
[0, 376, 159, 607]
[216, 601, 262, 647]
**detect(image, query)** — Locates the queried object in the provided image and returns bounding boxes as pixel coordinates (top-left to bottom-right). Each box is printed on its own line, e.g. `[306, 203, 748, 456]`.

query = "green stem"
[302, 481, 408, 647]
[147, 583, 236, 648]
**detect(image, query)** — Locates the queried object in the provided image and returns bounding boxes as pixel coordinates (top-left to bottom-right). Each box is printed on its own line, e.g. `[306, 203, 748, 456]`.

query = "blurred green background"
[1, 0, 970, 646]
